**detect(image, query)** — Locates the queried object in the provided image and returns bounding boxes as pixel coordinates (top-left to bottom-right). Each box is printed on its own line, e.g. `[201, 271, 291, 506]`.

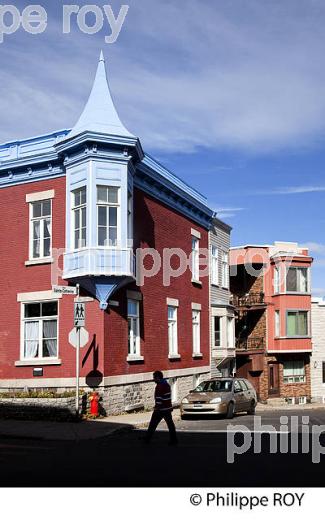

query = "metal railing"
[236, 337, 265, 351]
[231, 292, 265, 307]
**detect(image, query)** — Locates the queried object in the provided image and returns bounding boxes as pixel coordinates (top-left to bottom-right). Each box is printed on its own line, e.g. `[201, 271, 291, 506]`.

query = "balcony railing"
[63, 247, 135, 279]
[236, 337, 265, 351]
[231, 292, 265, 308]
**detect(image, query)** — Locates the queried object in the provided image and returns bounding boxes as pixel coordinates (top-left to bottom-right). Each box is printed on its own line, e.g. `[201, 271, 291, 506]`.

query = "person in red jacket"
[144, 371, 178, 445]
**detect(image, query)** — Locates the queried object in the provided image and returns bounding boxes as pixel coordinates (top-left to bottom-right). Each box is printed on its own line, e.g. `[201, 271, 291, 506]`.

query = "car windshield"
[193, 380, 233, 392]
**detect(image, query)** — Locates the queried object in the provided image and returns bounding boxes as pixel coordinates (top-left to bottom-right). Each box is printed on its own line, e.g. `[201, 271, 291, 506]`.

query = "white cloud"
[254, 186, 325, 195]
[301, 242, 325, 254]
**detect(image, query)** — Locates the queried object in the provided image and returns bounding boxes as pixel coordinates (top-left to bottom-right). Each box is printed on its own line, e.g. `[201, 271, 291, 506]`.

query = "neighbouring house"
[230, 242, 313, 404]
[209, 217, 235, 378]
[0, 53, 220, 414]
[311, 297, 325, 403]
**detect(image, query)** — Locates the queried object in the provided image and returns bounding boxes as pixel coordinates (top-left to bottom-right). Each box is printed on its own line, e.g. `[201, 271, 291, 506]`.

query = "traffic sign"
[74, 302, 85, 327]
[69, 327, 89, 348]
[53, 285, 77, 295]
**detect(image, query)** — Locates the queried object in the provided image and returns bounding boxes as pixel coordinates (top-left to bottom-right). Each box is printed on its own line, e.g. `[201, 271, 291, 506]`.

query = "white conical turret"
[67, 51, 134, 140]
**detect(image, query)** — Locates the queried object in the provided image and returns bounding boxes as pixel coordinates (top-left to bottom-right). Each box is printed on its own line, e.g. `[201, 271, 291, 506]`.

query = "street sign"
[74, 302, 85, 327]
[69, 327, 89, 348]
[53, 285, 77, 295]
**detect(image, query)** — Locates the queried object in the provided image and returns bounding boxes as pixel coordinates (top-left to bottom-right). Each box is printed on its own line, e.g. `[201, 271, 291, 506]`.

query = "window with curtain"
[168, 306, 178, 355]
[128, 299, 140, 356]
[191, 238, 199, 281]
[30, 200, 51, 259]
[286, 311, 308, 337]
[22, 301, 58, 359]
[73, 187, 86, 249]
[192, 310, 201, 355]
[286, 267, 309, 293]
[97, 186, 119, 246]
[211, 246, 218, 285]
[283, 360, 305, 383]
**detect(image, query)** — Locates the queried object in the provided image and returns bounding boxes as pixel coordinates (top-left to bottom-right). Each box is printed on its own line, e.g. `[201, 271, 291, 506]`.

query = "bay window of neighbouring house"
[73, 187, 87, 249]
[127, 191, 133, 243]
[286, 267, 309, 293]
[97, 186, 119, 247]
[30, 199, 52, 259]
[168, 305, 178, 355]
[128, 299, 140, 356]
[283, 360, 306, 383]
[192, 310, 201, 355]
[22, 301, 58, 359]
[286, 310, 309, 337]
[191, 237, 199, 281]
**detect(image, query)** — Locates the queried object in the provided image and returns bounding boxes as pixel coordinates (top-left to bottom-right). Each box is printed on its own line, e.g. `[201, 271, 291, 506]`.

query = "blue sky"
[0, 0, 324, 294]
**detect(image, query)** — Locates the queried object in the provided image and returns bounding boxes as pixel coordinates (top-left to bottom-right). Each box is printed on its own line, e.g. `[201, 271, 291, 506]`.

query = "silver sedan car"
[180, 377, 257, 419]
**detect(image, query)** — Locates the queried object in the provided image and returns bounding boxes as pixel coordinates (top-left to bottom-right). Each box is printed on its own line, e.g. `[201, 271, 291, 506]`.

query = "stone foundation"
[0, 372, 207, 417]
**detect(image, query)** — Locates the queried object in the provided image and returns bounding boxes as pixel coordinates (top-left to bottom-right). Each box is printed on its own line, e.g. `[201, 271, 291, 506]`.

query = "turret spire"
[67, 51, 134, 140]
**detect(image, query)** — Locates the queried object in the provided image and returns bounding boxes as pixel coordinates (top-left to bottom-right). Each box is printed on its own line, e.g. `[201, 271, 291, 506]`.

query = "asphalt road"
[0, 410, 325, 487]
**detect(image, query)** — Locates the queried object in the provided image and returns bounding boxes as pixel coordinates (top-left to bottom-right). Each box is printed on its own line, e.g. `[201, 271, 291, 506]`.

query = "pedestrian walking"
[144, 371, 178, 445]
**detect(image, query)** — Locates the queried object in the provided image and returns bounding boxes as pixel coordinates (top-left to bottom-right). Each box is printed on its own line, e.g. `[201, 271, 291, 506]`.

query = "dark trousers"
[146, 410, 177, 442]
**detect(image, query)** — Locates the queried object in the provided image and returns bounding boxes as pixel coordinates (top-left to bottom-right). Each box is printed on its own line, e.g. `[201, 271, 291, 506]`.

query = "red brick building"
[230, 242, 313, 403]
[0, 54, 214, 413]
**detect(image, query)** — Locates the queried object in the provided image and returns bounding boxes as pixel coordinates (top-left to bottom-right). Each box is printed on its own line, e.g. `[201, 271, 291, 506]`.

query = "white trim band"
[167, 298, 179, 307]
[192, 302, 202, 311]
[17, 290, 62, 302]
[191, 228, 201, 239]
[26, 189, 55, 203]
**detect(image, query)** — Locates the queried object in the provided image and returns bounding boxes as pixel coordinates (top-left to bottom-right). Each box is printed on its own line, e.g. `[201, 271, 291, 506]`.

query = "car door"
[233, 380, 246, 412]
[239, 379, 252, 410]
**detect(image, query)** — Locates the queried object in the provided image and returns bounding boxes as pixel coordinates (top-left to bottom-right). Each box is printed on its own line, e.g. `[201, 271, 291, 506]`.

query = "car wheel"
[226, 402, 235, 419]
[247, 400, 256, 415]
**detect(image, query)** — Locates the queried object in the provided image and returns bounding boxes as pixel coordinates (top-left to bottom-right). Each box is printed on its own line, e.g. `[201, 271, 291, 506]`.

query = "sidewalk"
[0, 410, 156, 442]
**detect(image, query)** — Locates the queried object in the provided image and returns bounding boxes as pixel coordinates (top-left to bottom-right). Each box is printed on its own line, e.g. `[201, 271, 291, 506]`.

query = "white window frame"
[275, 310, 280, 337]
[97, 185, 120, 247]
[283, 360, 306, 384]
[191, 237, 200, 281]
[221, 251, 229, 288]
[274, 266, 280, 294]
[29, 199, 52, 260]
[214, 316, 221, 348]
[168, 305, 178, 356]
[192, 309, 201, 355]
[72, 187, 87, 250]
[20, 300, 59, 361]
[286, 310, 309, 337]
[286, 266, 310, 293]
[127, 299, 140, 356]
[227, 317, 235, 348]
[127, 191, 133, 244]
[211, 246, 219, 285]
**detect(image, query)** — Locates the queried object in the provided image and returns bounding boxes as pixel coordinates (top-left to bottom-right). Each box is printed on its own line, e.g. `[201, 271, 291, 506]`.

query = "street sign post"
[69, 327, 89, 348]
[53, 285, 77, 295]
[74, 302, 85, 327]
